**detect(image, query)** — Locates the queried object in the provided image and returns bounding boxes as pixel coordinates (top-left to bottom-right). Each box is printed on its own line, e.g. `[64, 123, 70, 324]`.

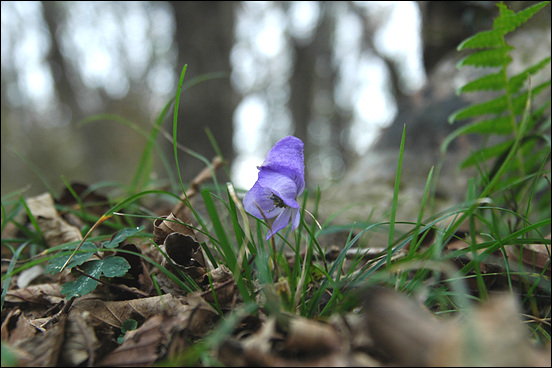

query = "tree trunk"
[169, 1, 238, 183]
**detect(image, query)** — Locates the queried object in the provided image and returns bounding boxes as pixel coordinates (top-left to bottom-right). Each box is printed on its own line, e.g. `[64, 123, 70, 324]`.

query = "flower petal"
[266, 207, 292, 240]
[243, 181, 284, 219]
[261, 136, 305, 194]
[290, 206, 301, 231]
[257, 168, 299, 208]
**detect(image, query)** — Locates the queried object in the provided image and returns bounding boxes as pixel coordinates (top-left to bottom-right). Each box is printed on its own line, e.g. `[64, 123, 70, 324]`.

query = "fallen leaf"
[97, 313, 190, 367]
[61, 310, 100, 366]
[72, 293, 217, 335]
[10, 314, 67, 366]
[26, 192, 83, 247]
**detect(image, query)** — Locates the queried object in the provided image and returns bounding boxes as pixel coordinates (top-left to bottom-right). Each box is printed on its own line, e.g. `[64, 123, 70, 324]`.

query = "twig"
[171, 156, 225, 219]
[41, 296, 76, 329]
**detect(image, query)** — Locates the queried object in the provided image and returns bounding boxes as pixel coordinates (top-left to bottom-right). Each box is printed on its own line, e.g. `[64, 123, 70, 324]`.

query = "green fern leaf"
[441, 116, 512, 152]
[509, 56, 552, 94]
[459, 139, 513, 169]
[457, 71, 506, 94]
[511, 80, 552, 116]
[458, 30, 504, 50]
[494, 2, 550, 34]
[449, 95, 508, 123]
[457, 47, 513, 69]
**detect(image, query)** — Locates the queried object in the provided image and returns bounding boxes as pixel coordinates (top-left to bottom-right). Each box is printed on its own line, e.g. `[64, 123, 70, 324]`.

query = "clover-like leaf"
[101, 226, 145, 249]
[45, 242, 97, 274]
[61, 267, 101, 298]
[99, 255, 131, 277]
[60, 256, 130, 298]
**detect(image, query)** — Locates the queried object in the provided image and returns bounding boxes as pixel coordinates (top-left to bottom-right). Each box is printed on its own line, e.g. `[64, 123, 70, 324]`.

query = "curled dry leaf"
[72, 293, 217, 336]
[97, 313, 191, 367]
[26, 192, 83, 247]
[200, 264, 237, 309]
[1, 309, 37, 345]
[154, 213, 210, 295]
[153, 212, 196, 245]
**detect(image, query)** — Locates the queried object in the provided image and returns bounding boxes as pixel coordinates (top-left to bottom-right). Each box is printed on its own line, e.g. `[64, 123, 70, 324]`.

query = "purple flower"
[243, 136, 305, 239]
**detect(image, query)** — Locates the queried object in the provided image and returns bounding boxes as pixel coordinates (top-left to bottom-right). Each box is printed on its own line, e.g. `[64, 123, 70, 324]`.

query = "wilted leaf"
[26, 192, 83, 247]
[61, 311, 99, 366]
[72, 293, 217, 335]
[4, 283, 64, 305]
[10, 314, 67, 366]
[153, 212, 197, 245]
[97, 313, 195, 367]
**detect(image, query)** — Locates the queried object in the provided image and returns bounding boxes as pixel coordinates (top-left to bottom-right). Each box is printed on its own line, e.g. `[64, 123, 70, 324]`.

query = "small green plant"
[442, 1, 550, 218]
[437, 0, 551, 334]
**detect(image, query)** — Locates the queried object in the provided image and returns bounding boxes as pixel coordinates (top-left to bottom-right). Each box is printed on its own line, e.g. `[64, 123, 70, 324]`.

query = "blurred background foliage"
[1, 1, 550, 199]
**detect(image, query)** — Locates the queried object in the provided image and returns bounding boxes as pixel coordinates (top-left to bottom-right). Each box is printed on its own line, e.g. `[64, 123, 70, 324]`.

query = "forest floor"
[2, 153, 550, 367]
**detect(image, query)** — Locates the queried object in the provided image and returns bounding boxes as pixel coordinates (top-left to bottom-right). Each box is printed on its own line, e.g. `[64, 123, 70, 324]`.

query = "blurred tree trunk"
[169, 1, 238, 183]
[373, 1, 496, 152]
[288, 2, 352, 180]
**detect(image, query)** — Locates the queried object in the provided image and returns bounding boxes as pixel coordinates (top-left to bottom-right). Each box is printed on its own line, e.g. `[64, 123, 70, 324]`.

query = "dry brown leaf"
[153, 212, 197, 245]
[97, 313, 191, 367]
[26, 192, 83, 247]
[72, 293, 217, 335]
[217, 314, 367, 367]
[1, 309, 37, 344]
[200, 265, 237, 309]
[361, 287, 551, 367]
[282, 316, 341, 354]
[363, 287, 446, 366]
[5, 283, 64, 305]
[432, 293, 551, 367]
[61, 310, 100, 366]
[10, 314, 67, 366]
[506, 234, 551, 277]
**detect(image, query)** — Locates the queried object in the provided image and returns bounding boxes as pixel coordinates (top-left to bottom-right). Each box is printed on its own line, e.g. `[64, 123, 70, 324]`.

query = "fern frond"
[444, 0, 550, 152]
[508, 56, 551, 94]
[494, 1, 550, 34]
[457, 72, 506, 94]
[458, 30, 504, 50]
[449, 95, 508, 123]
[457, 46, 513, 69]
[441, 116, 512, 153]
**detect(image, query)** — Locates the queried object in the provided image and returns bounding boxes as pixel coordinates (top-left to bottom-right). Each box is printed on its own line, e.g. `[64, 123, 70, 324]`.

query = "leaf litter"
[1, 160, 550, 367]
